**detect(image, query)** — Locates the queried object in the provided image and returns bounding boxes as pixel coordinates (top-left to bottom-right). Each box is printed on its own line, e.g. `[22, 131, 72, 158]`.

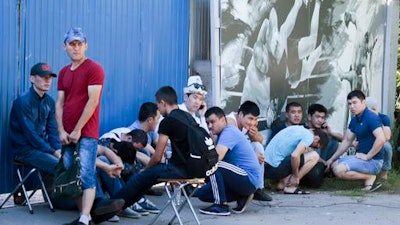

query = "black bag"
[169, 110, 219, 178]
[52, 144, 82, 200]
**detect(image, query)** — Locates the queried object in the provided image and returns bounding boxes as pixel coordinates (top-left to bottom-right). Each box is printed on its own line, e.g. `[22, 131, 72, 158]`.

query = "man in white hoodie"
[178, 76, 209, 132]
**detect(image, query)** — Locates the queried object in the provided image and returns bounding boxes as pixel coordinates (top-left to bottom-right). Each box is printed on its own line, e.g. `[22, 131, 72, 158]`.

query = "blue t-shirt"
[128, 120, 158, 145]
[378, 113, 390, 127]
[264, 125, 313, 167]
[218, 125, 261, 187]
[348, 108, 383, 160]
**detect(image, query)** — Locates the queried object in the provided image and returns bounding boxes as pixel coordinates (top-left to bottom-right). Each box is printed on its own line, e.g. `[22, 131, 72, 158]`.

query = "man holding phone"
[178, 75, 209, 132]
[302, 103, 343, 188]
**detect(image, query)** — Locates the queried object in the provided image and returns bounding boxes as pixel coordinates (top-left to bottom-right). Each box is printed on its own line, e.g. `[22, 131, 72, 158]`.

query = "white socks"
[79, 214, 91, 225]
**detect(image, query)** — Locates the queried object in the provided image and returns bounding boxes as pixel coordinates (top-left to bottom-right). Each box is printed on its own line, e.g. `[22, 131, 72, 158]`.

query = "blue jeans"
[251, 142, 265, 189]
[63, 138, 98, 190]
[112, 163, 187, 208]
[197, 161, 256, 203]
[14, 149, 58, 175]
[382, 142, 393, 171]
[337, 155, 383, 175]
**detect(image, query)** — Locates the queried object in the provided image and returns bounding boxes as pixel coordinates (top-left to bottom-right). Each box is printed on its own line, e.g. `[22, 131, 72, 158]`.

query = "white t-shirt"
[178, 103, 209, 132]
[99, 127, 131, 142]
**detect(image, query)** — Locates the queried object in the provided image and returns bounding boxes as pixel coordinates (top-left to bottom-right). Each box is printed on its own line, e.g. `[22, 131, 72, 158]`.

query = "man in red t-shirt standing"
[56, 27, 110, 225]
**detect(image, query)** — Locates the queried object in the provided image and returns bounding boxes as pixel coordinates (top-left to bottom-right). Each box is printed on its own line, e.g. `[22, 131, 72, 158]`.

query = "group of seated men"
[9, 61, 393, 224]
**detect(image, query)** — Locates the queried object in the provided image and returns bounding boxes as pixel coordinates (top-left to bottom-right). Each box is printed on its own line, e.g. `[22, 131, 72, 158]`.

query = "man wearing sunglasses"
[178, 75, 209, 132]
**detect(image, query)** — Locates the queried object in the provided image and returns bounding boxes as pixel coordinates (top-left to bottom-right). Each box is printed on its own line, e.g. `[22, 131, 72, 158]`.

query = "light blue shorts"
[63, 137, 98, 190]
[337, 155, 383, 175]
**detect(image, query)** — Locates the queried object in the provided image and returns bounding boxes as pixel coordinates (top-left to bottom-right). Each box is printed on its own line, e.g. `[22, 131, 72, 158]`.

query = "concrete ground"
[1, 189, 400, 225]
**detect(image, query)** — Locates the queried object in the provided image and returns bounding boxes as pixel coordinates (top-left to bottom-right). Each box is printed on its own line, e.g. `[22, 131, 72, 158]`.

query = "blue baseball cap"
[64, 27, 86, 43]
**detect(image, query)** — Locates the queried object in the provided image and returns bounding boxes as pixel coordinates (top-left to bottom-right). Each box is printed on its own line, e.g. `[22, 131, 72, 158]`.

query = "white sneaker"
[107, 215, 120, 222]
[118, 207, 141, 219]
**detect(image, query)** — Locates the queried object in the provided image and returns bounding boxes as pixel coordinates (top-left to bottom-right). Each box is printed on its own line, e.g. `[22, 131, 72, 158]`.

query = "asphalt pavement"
[1, 189, 399, 225]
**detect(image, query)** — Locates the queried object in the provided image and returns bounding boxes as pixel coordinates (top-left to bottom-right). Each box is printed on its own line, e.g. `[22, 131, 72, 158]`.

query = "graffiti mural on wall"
[220, 0, 385, 132]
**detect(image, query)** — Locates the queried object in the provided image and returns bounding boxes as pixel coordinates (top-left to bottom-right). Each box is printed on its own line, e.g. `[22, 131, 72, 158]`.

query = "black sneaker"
[92, 211, 120, 224]
[13, 192, 25, 205]
[199, 204, 230, 216]
[253, 189, 272, 201]
[232, 194, 253, 214]
[184, 184, 196, 196]
[62, 218, 92, 225]
[91, 198, 125, 216]
[362, 182, 383, 192]
[146, 188, 163, 196]
[90, 198, 124, 224]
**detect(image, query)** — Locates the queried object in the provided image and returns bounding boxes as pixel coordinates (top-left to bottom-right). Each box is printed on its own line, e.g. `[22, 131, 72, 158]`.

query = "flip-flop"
[283, 187, 310, 195]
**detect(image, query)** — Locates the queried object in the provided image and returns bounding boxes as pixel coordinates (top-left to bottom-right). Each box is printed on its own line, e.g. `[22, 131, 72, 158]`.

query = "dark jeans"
[96, 156, 125, 197]
[264, 155, 305, 180]
[14, 150, 58, 175]
[301, 137, 339, 188]
[111, 163, 187, 208]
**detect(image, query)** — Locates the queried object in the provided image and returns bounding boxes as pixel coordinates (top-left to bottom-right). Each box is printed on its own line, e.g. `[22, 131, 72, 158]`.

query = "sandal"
[362, 182, 382, 192]
[283, 187, 310, 195]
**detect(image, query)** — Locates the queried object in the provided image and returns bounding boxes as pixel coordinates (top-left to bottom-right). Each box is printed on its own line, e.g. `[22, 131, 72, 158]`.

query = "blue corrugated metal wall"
[0, 0, 189, 193]
[0, 0, 19, 195]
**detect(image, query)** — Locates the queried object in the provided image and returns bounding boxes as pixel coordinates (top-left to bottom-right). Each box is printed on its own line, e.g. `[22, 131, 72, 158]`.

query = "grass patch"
[265, 170, 400, 197]
[318, 178, 367, 197]
[319, 170, 400, 196]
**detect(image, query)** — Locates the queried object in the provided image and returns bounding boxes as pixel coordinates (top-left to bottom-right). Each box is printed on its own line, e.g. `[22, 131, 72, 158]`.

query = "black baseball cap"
[30, 63, 57, 77]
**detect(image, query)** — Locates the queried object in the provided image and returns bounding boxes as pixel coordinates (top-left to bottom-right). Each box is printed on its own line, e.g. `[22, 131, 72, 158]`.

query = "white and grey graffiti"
[219, 0, 385, 133]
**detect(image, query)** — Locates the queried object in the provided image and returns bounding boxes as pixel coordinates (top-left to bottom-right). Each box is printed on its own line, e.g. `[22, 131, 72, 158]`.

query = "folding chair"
[149, 178, 205, 225]
[0, 160, 54, 214]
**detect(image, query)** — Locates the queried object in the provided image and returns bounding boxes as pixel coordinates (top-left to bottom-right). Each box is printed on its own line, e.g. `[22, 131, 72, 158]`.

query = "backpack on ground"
[169, 110, 218, 178]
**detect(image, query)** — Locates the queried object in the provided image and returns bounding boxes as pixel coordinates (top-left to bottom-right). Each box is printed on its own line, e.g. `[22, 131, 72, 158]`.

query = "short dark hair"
[155, 86, 177, 105]
[347, 90, 365, 101]
[126, 129, 148, 147]
[307, 103, 327, 116]
[286, 102, 303, 112]
[138, 102, 158, 122]
[313, 129, 329, 149]
[113, 141, 136, 164]
[237, 101, 260, 117]
[205, 106, 226, 119]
